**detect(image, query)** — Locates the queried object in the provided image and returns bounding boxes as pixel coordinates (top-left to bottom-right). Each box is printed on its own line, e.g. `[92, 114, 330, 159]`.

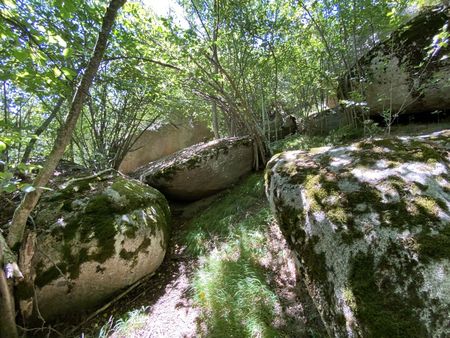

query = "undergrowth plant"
[97, 306, 149, 338]
[184, 133, 331, 337]
[184, 173, 282, 337]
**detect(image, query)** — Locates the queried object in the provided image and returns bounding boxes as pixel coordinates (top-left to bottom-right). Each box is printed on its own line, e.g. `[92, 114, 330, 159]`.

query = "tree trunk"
[21, 97, 65, 164]
[211, 0, 220, 139]
[0, 271, 17, 338]
[7, 0, 127, 249]
[0, 238, 18, 338]
[2, 81, 9, 164]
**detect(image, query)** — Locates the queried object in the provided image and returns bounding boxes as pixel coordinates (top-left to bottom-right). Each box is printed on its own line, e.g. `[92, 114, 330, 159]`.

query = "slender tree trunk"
[3, 81, 9, 164]
[211, 0, 220, 139]
[21, 97, 65, 164]
[7, 0, 127, 249]
[0, 240, 17, 338]
[1, 2, 126, 335]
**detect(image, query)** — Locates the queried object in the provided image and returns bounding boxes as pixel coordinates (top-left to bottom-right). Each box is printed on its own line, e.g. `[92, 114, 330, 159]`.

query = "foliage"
[183, 173, 280, 337]
[0, 0, 424, 174]
[0, 0, 446, 335]
[97, 306, 150, 338]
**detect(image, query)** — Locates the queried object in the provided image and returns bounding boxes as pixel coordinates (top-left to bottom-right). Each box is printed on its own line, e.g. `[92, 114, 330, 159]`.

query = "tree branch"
[102, 56, 182, 71]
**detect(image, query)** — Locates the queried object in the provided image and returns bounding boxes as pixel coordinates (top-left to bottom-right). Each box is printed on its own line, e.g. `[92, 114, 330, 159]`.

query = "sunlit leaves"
[47, 33, 67, 48]
[0, 140, 6, 153]
[62, 47, 72, 58]
[20, 184, 35, 193]
[53, 66, 62, 78]
[427, 23, 449, 58]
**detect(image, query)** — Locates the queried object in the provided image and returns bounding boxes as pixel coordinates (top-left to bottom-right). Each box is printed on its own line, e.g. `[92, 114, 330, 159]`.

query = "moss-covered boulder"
[26, 170, 170, 321]
[339, 5, 450, 117]
[135, 136, 254, 201]
[265, 130, 450, 337]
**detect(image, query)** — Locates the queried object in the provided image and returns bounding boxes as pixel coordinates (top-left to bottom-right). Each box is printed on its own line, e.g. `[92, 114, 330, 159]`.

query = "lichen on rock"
[339, 5, 450, 117]
[134, 136, 254, 201]
[26, 170, 170, 321]
[265, 130, 450, 337]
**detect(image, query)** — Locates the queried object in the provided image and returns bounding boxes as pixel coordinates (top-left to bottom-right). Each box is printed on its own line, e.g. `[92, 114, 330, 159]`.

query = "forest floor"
[56, 121, 449, 338]
[68, 173, 326, 338]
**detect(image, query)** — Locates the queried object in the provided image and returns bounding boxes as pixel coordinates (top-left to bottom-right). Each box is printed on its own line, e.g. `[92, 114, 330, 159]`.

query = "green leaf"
[63, 47, 72, 58]
[21, 184, 36, 193]
[62, 67, 76, 79]
[17, 162, 29, 173]
[0, 141, 6, 153]
[2, 183, 17, 193]
[13, 49, 29, 62]
[53, 67, 62, 78]
[17, 71, 30, 79]
[0, 171, 13, 180]
[60, 0, 76, 19]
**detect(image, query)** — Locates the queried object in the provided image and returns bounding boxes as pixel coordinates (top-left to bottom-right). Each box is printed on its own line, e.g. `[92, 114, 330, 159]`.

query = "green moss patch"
[349, 252, 427, 338]
[267, 132, 450, 336]
[356, 137, 446, 167]
[34, 172, 170, 287]
[416, 224, 450, 262]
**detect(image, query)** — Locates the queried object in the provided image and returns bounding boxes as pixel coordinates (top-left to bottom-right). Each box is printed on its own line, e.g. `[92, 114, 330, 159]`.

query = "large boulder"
[136, 137, 253, 201]
[300, 107, 355, 136]
[339, 5, 450, 117]
[118, 120, 213, 174]
[265, 111, 298, 141]
[21, 170, 170, 321]
[265, 130, 450, 337]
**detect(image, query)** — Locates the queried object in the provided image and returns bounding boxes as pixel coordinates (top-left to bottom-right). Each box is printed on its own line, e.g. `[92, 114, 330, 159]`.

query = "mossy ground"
[180, 134, 335, 337]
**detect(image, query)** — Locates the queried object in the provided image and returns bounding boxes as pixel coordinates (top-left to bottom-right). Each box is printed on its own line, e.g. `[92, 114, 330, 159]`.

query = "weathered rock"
[265, 112, 298, 140]
[24, 170, 170, 321]
[340, 5, 450, 117]
[265, 130, 450, 337]
[301, 107, 356, 136]
[136, 137, 254, 201]
[118, 120, 213, 174]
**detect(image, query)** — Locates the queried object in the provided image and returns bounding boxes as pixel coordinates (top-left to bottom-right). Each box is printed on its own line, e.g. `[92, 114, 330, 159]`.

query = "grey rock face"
[136, 137, 254, 201]
[24, 170, 170, 321]
[265, 130, 450, 337]
[119, 121, 213, 174]
[340, 6, 450, 117]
